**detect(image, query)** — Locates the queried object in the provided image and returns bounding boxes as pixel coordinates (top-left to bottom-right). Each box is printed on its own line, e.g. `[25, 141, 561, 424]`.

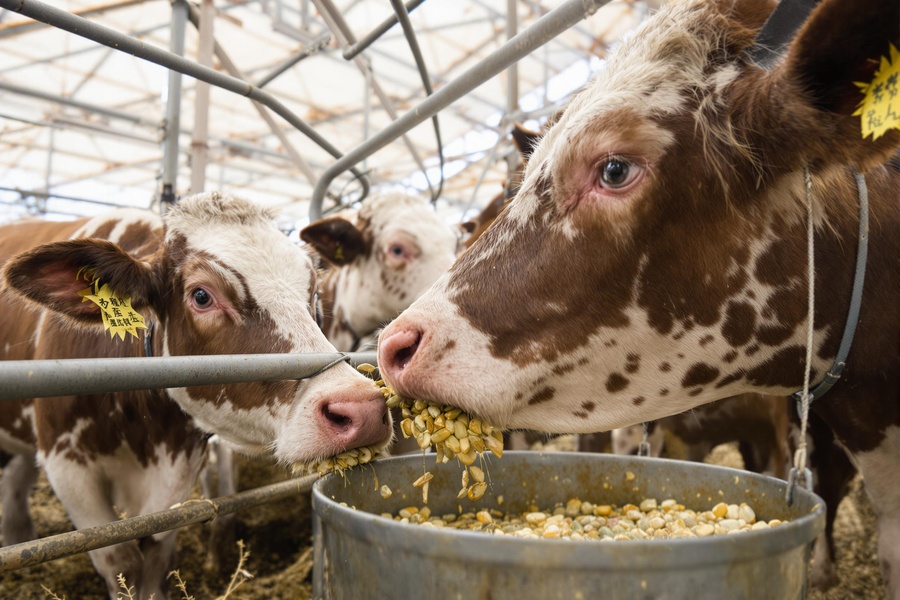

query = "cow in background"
[459, 124, 542, 251]
[0, 193, 392, 599]
[378, 0, 900, 594]
[301, 191, 459, 354]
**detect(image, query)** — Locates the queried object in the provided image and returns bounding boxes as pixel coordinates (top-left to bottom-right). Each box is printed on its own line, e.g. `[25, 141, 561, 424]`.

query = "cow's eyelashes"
[191, 287, 214, 310]
[597, 157, 643, 191]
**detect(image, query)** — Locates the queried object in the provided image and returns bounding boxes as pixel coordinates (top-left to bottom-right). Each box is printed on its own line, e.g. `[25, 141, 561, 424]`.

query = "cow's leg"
[805, 414, 856, 591]
[139, 532, 178, 599]
[204, 442, 238, 572]
[577, 431, 611, 453]
[684, 441, 710, 463]
[1, 453, 38, 545]
[853, 426, 900, 599]
[42, 456, 145, 599]
[126, 447, 206, 600]
[506, 432, 530, 451]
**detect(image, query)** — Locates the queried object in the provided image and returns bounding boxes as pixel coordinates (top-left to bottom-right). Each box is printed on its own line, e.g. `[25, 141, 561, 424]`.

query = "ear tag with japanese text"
[854, 44, 900, 140]
[77, 269, 148, 341]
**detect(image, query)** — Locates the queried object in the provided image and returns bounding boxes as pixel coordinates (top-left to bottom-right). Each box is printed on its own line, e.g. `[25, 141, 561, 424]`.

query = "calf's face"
[378, 0, 899, 433]
[302, 192, 458, 349]
[3, 193, 392, 466]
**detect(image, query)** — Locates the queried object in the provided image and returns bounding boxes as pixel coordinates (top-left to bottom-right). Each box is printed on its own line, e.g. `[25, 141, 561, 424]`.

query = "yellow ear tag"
[77, 275, 148, 341]
[853, 44, 900, 140]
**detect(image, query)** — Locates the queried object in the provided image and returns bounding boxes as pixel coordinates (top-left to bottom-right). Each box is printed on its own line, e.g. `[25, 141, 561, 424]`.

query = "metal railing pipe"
[160, 0, 188, 209]
[0, 475, 317, 572]
[255, 34, 332, 89]
[309, 0, 612, 220]
[0, 0, 369, 197]
[0, 352, 378, 401]
[342, 0, 427, 60]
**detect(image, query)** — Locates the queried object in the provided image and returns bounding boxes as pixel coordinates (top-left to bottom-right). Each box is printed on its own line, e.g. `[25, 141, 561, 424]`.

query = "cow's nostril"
[322, 404, 352, 430]
[379, 327, 423, 378]
[395, 336, 419, 370]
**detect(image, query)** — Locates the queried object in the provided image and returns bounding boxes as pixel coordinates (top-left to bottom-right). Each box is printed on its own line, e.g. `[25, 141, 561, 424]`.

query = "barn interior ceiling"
[0, 0, 650, 231]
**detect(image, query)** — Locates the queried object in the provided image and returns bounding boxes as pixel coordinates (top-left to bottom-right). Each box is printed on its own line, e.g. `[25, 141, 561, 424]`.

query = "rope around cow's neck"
[786, 166, 816, 504]
[785, 166, 869, 504]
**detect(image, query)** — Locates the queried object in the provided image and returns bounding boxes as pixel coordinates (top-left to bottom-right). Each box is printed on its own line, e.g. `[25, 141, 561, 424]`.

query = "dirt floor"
[0, 439, 884, 599]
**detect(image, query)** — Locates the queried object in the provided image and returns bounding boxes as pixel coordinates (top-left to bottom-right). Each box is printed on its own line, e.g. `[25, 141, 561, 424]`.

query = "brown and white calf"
[301, 191, 459, 353]
[378, 0, 899, 595]
[0, 193, 391, 599]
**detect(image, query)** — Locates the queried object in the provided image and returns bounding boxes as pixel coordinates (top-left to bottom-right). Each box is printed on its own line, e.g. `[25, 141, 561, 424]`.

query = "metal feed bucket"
[312, 452, 825, 600]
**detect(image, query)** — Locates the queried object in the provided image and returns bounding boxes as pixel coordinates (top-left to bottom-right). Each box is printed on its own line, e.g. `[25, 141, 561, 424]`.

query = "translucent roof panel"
[0, 0, 655, 229]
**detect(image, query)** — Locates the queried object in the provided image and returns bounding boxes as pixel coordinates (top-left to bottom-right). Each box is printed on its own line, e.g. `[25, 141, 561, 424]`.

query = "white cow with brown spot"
[301, 191, 459, 353]
[378, 0, 900, 595]
[0, 193, 391, 599]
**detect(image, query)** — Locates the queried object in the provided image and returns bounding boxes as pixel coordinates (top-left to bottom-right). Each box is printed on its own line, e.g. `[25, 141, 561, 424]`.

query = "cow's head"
[2, 192, 392, 465]
[301, 192, 458, 351]
[379, 0, 899, 433]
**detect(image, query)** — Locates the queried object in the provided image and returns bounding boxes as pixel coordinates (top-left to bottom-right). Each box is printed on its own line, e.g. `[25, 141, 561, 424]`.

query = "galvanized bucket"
[312, 452, 825, 600]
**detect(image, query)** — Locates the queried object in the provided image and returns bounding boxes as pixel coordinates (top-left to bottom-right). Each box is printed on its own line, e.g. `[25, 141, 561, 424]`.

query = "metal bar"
[161, 0, 189, 209]
[0, 0, 149, 39]
[189, 0, 214, 196]
[0, 475, 318, 572]
[183, 2, 318, 186]
[0, 186, 142, 208]
[506, 0, 519, 117]
[341, 0, 426, 60]
[310, 0, 613, 220]
[389, 0, 443, 201]
[0, 0, 370, 198]
[254, 34, 331, 89]
[0, 80, 156, 126]
[0, 352, 378, 401]
[311, 0, 435, 204]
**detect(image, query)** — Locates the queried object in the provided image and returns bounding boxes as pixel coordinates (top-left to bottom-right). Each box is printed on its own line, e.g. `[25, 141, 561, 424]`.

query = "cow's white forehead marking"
[166, 193, 330, 352]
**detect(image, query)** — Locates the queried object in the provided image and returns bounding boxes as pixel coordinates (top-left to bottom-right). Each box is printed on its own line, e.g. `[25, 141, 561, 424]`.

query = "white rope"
[793, 165, 815, 478]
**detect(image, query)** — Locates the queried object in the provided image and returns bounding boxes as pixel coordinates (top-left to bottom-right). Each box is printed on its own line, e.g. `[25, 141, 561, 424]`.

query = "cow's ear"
[2, 239, 155, 324]
[460, 221, 476, 234]
[775, 0, 900, 168]
[300, 217, 366, 266]
[511, 123, 541, 159]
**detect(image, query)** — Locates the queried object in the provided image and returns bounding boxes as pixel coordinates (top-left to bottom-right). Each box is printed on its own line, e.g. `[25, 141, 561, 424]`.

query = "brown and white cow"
[0, 193, 392, 599]
[301, 191, 459, 353]
[378, 0, 899, 594]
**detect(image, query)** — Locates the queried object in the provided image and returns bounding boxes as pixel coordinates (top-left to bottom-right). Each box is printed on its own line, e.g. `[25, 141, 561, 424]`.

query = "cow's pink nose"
[319, 396, 390, 449]
[377, 326, 422, 383]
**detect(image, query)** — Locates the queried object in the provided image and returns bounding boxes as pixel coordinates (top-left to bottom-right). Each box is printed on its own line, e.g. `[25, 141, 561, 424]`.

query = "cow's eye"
[389, 244, 405, 257]
[192, 287, 213, 308]
[598, 158, 640, 190]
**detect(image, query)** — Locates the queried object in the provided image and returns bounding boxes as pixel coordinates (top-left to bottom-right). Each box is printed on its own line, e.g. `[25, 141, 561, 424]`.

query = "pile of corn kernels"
[382, 497, 785, 540]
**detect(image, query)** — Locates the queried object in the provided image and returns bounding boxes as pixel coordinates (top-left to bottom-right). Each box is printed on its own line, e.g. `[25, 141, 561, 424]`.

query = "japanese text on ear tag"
[854, 44, 900, 140]
[76, 268, 148, 341]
